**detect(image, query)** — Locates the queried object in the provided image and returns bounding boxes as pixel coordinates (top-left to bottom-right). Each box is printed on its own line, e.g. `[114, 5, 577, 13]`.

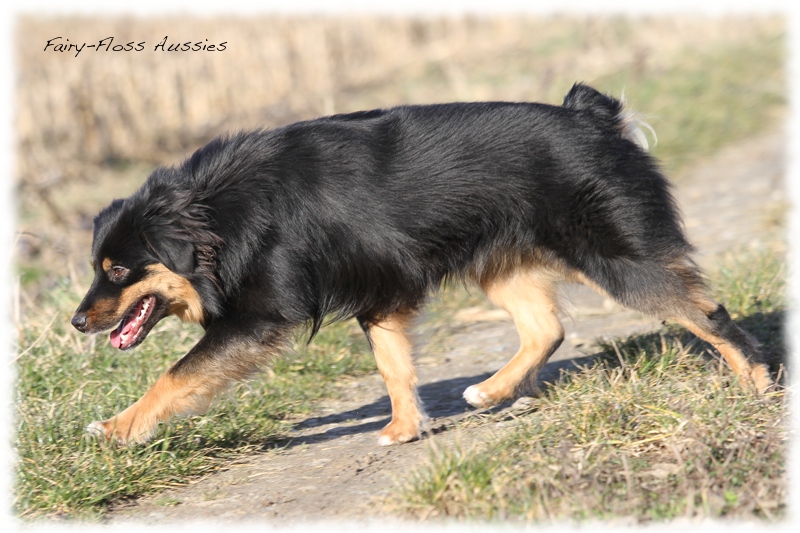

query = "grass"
[592, 35, 786, 173]
[395, 252, 787, 522]
[13, 282, 375, 519]
[341, 20, 786, 177]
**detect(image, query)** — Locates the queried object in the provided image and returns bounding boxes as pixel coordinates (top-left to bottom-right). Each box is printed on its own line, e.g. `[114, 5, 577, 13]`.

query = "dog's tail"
[562, 82, 656, 151]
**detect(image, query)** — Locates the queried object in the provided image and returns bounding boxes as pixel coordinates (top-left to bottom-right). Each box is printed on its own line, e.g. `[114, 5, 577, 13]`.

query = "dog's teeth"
[138, 298, 150, 319]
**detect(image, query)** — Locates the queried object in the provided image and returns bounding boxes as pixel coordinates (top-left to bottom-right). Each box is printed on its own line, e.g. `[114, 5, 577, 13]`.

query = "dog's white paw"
[86, 419, 130, 445]
[463, 385, 495, 408]
[377, 434, 398, 446]
[86, 420, 107, 439]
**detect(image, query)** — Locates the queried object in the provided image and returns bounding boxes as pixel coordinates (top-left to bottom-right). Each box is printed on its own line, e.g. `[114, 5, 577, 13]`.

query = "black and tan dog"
[72, 83, 771, 446]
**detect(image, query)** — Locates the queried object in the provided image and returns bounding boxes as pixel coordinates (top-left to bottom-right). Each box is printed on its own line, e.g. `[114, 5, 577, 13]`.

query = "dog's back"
[208, 85, 686, 326]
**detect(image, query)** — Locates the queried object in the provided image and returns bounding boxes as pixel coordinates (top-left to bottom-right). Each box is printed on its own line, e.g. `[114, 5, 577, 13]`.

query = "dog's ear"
[142, 230, 196, 275]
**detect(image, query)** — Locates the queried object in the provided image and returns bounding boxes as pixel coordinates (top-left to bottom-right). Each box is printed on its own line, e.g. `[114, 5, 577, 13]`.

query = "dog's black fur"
[72, 83, 769, 444]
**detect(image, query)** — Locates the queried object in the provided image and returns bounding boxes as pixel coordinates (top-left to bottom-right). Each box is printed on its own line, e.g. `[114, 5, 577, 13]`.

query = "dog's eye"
[109, 266, 129, 281]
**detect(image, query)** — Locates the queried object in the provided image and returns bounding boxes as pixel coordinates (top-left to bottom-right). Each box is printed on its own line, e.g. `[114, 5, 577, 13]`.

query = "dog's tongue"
[109, 296, 152, 349]
[109, 320, 127, 349]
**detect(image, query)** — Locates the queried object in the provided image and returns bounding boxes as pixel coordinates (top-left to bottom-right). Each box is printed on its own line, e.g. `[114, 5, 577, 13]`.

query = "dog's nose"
[71, 312, 88, 332]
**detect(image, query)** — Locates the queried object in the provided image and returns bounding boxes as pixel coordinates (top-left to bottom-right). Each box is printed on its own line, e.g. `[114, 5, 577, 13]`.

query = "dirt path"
[109, 129, 785, 524]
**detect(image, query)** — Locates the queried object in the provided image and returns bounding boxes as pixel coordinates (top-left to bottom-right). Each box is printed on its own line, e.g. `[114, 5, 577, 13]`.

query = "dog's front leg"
[88, 320, 288, 445]
[361, 313, 428, 445]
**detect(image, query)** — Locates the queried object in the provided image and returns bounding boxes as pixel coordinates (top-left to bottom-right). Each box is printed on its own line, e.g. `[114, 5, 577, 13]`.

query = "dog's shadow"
[269, 352, 602, 449]
[266, 310, 786, 450]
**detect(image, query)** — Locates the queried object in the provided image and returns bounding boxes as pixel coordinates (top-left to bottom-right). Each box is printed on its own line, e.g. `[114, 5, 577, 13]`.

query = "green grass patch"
[396, 252, 786, 522]
[330, 21, 785, 181]
[593, 35, 786, 173]
[13, 282, 375, 520]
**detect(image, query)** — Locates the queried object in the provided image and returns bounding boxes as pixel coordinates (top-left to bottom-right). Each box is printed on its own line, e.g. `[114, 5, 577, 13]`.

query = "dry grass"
[15, 15, 785, 298]
[401, 370, 786, 521]
[18, 15, 781, 179]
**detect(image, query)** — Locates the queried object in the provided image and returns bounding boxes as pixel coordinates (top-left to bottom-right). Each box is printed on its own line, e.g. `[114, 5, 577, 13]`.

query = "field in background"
[16, 15, 785, 293]
[12, 15, 787, 520]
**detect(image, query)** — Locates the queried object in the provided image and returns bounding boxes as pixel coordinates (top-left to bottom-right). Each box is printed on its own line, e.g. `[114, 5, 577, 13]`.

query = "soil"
[107, 129, 786, 525]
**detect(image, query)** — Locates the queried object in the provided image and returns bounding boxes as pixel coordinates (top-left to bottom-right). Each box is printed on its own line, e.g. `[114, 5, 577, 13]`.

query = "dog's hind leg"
[88, 321, 287, 445]
[666, 267, 772, 392]
[360, 312, 427, 445]
[674, 301, 772, 391]
[464, 269, 565, 408]
[576, 258, 772, 392]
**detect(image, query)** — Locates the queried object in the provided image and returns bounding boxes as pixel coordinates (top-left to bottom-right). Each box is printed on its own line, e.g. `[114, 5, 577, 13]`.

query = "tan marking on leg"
[369, 313, 426, 445]
[675, 315, 771, 392]
[571, 256, 770, 393]
[569, 270, 614, 299]
[469, 246, 569, 288]
[89, 328, 288, 445]
[673, 272, 771, 392]
[465, 269, 565, 407]
[749, 364, 772, 392]
[690, 297, 719, 316]
[88, 370, 219, 444]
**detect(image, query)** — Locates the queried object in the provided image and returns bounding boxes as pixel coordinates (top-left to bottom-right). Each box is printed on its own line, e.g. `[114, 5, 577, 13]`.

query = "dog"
[71, 83, 771, 446]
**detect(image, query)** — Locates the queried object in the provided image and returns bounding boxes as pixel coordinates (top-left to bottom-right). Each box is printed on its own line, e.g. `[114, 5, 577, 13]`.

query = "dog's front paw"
[86, 415, 155, 445]
[86, 419, 125, 445]
[86, 420, 107, 439]
[86, 419, 133, 446]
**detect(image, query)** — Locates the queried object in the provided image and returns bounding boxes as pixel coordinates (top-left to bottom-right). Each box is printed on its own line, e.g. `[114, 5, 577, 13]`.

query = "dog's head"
[71, 195, 207, 350]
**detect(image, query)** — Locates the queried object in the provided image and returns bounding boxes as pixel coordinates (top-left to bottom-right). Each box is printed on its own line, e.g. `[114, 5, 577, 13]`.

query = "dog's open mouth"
[110, 295, 156, 350]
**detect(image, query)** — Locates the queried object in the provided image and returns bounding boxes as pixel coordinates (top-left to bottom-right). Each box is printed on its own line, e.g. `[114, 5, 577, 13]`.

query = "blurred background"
[14, 14, 786, 303]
